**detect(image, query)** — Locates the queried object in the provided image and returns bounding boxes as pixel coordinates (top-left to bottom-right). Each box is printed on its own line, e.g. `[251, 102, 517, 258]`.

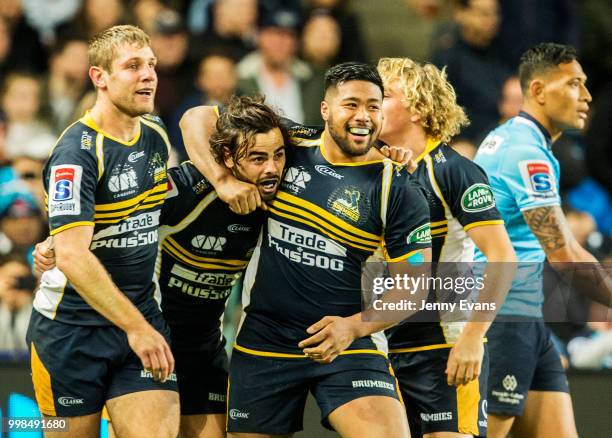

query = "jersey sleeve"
[441, 157, 503, 231]
[498, 144, 561, 211]
[45, 140, 98, 236]
[161, 162, 212, 226]
[383, 170, 431, 261]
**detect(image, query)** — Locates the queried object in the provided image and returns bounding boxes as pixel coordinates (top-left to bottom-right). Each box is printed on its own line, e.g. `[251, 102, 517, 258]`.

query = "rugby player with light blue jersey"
[475, 43, 612, 438]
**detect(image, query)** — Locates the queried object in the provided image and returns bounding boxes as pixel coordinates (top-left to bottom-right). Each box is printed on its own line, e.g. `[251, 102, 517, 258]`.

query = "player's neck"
[89, 99, 141, 142]
[520, 103, 562, 141]
[381, 125, 427, 158]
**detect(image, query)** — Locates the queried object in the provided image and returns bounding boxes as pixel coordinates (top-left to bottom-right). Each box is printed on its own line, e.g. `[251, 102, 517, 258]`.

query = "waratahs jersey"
[236, 122, 432, 356]
[35, 113, 170, 325]
[157, 161, 265, 334]
[474, 111, 561, 317]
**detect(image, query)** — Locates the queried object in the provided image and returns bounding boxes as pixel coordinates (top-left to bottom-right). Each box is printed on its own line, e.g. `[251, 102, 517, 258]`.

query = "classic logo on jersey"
[128, 150, 145, 163]
[80, 131, 92, 150]
[518, 160, 557, 199]
[108, 164, 138, 197]
[327, 186, 370, 226]
[407, 223, 431, 245]
[315, 165, 344, 180]
[49, 165, 82, 217]
[461, 183, 496, 212]
[479, 134, 503, 155]
[228, 224, 253, 233]
[191, 235, 226, 251]
[282, 166, 311, 194]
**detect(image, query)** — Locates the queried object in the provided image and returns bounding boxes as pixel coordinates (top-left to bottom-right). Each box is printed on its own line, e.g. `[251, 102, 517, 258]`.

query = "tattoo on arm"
[522, 205, 573, 253]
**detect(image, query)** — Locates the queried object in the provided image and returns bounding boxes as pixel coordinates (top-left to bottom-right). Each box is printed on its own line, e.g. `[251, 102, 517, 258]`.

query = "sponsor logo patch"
[191, 235, 226, 251]
[479, 134, 503, 154]
[407, 223, 431, 245]
[49, 165, 82, 217]
[502, 374, 518, 391]
[229, 409, 249, 420]
[519, 160, 557, 200]
[58, 397, 84, 407]
[461, 183, 496, 212]
[327, 186, 370, 226]
[80, 131, 93, 150]
[228, 224, 253, 233]
[282, 167, 311, 194]
[128, 150, 146, 163]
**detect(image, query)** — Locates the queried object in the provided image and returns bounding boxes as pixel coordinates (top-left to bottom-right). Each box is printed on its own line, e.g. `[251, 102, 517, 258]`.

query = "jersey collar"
[415, 137, 442, 164]
[517, 111, 553, 150]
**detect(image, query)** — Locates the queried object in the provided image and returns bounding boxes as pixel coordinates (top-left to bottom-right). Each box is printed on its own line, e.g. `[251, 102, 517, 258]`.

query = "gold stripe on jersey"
[95, 133, 105, 181]
[31, 343, 56, 416]
[49, 221, 95, 236]
[380, 160, 393, 228]
[140, 117, 172, 154]
[233, 343, 387, 358]
[269, 205, 378, 252]
[385, 248, 422, 263]
[290, 136, 321, 147]
[94, 183, 168, 212]
[431, 227, 448, 236]
[94, 198, 166, 222]
[276, 191, 380, 243]
[162, 236, 247, 270]
[414, 137, 442, 164]
[431, 219, 448, 228]
[463, 219, 505, 232]
[80, 112, 141, 146]
[457, 379, 481, 435]
[389, 343, 454, 353]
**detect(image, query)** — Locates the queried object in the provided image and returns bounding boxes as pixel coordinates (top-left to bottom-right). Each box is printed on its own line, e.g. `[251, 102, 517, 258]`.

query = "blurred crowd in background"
[0, 0, 610, 367]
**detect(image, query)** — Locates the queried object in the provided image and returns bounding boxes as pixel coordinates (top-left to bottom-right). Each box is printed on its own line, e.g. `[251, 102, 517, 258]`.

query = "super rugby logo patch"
[461, 183, 496, 213]
[518, 160, 557, 200]
[49, 165, 82, 217]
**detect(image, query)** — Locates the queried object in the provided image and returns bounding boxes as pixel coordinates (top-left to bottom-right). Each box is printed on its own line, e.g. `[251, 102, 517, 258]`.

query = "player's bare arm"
[180, 105, 262, 214]
[446, 224, 516, 386]
[300, 248, 432, 364]
[523, 205, 612, 306]
[54, 225, 174, 382]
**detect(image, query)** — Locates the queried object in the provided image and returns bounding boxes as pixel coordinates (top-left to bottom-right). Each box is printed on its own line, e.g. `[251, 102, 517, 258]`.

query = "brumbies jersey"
[236, 123, 431, 355]
[387, 139, 503, 350]
[34, 113, 170, 326]
[157, 162, 265, 334]
[475, 112, 560, 317]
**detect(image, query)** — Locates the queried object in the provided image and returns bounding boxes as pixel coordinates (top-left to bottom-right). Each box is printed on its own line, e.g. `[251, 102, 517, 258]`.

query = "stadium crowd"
[0, 2, 610, 437]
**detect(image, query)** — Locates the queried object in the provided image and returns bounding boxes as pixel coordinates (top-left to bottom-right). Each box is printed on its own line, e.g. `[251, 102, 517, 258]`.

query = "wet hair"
[210, 95, 291, 164]
[324, 62, 384, 96]
[518, 43, 578, 94]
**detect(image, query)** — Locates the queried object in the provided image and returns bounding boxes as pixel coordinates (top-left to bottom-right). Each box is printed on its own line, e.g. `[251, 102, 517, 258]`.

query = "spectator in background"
[237, 7, 311, 123]
[0, 0, 47, 74]
[300, 10, 341, 124]
[131, 0, 165, 34]
[0, 195, 44, 262]
[432, 0, 510, 143]
[11, 153, 44, 209]
[56, 0, 126, 40]
[19, 0, 80, 45]
[1, 72, 55, 160]
[45, 37, 90, 133]
[169, 53, 240, 162]
[585, 84, 612, 196]
[150, 9, 196, 124]
[194, 0, 258, 62]
[305, 0, 369, 63]
[0, 256, 35, 354]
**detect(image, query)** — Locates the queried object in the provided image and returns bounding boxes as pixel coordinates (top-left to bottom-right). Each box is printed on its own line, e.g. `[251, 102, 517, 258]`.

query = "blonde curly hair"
[377, 57, 469, 142]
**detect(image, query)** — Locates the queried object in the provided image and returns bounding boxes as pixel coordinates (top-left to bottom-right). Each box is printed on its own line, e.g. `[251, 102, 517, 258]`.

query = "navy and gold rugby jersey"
[34, 113, 170, 326]
[236, 123, 431, 356]
[157, 162, 265, 336]
[387, 138, 504, 351]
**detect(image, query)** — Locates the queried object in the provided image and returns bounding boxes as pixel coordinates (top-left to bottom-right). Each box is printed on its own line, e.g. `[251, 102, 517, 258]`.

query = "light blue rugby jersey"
[474, 112, 561, 317]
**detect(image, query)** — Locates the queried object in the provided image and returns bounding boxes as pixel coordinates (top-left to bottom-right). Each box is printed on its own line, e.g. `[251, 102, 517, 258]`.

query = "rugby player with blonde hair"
[26, 25, 179, 437]
[377, 57, 516, 438]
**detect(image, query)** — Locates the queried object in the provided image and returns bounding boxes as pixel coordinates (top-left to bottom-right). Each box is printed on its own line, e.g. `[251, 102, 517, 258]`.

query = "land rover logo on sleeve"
[407, 223, 431, 245]
[461, 183, 496, 213]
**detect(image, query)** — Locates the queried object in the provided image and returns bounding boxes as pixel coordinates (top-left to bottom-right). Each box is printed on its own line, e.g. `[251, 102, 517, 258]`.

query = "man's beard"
[327, 114, 374, 157]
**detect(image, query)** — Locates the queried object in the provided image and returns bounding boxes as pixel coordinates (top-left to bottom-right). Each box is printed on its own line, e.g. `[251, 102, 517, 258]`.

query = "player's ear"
[223, 147, 235, 168]
[321, 100, 329, 122]
[529, 79, 546, 105]
[89, 66, 106, 89]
